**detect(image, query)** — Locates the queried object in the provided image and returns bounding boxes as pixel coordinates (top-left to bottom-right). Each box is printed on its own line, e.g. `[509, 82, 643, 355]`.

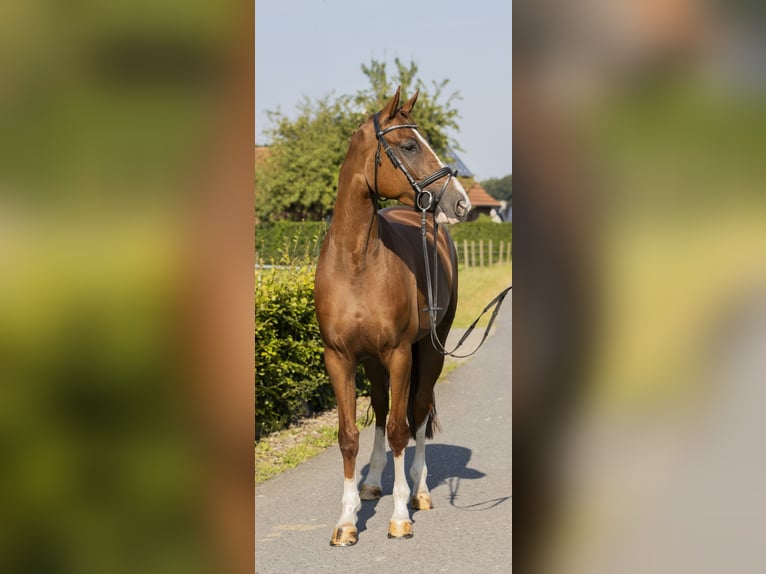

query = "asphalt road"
[255, 294, 512, 574]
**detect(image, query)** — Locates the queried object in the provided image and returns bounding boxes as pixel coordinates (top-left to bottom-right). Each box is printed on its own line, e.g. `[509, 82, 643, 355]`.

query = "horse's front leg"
[325, 349, 361, 547]
[385, 346, 414, 539]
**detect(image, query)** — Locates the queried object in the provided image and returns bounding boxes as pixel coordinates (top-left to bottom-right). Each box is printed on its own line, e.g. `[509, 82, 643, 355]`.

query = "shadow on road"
[356, 443, 507, 533]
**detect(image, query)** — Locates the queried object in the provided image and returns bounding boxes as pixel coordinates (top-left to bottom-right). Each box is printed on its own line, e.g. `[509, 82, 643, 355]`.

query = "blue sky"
[255, 0, 512, 180]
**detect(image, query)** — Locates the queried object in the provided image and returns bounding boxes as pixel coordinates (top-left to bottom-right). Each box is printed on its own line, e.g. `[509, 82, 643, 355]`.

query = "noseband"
[372, 112, 456, 212]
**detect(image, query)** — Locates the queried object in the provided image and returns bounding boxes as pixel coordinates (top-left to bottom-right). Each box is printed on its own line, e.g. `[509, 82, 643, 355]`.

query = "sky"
[255, 0, 512, 180]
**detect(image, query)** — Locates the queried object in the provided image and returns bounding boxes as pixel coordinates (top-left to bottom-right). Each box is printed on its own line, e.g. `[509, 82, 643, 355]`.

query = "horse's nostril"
[456, 199, 468, 219]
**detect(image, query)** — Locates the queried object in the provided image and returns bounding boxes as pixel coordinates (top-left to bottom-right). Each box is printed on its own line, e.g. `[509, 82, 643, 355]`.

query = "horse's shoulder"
[379, 206, 420, 229]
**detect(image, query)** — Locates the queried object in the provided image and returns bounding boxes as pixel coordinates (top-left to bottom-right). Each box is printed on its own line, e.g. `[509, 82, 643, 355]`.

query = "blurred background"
[0, 1, 253, 573]
[513, 0, 766, 572]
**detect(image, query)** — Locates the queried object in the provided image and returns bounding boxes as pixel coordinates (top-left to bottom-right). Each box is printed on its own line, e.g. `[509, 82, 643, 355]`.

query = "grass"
[256, 397, 371, 485]
[256, 425, 339, 484]
[453, 262, 513, 329]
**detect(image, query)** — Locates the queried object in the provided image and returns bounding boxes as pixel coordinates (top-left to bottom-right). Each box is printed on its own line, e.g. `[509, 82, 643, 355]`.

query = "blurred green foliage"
[481, 174, 513, 202]
[0, 1, 247, 571]
[0, 0, 232, 201]
[450, 220, 513, 265]
[449, 219, 513, 243]
[0, 219, 210, 573]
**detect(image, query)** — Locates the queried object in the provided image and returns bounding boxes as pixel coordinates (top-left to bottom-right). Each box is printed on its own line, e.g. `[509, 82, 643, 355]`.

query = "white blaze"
[413, 130, 471, 222]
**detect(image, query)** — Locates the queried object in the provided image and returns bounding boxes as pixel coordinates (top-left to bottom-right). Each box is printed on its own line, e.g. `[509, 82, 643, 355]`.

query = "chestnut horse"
[314, 87, 471, 546]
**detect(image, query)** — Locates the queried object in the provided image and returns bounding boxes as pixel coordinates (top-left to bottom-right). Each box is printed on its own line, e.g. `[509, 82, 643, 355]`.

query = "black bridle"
[372, 112, 455, 213]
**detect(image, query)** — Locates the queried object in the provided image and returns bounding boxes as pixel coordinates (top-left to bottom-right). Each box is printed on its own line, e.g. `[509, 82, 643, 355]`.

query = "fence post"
[499, 240, 504, 264]
[463, 239, 469, 268]
[479, 240, 484, 268]
[489, 239, 493, 266]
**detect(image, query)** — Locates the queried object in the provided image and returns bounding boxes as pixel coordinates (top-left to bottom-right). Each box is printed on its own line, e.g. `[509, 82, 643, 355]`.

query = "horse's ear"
[401, 89, 419, 114]
[380, 86, 401, 120]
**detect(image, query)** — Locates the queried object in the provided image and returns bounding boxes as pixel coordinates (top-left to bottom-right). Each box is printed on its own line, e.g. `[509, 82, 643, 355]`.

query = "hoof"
[330, 525, 358, 547]
[360, 484, 383, 500]
[410, 493, 433, 510]
[387, 520, 413, 539]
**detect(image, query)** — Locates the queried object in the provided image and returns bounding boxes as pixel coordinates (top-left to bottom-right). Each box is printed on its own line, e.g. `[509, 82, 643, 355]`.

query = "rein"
[420, 207, 512, 358]
[372, 111, 511, 358]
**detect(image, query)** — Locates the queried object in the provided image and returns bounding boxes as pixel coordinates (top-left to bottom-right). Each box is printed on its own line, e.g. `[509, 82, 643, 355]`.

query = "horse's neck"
[328, 163, 381, 262]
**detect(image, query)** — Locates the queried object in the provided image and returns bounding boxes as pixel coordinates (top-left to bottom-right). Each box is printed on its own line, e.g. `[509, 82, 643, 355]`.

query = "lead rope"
[420, 206, 512, 358]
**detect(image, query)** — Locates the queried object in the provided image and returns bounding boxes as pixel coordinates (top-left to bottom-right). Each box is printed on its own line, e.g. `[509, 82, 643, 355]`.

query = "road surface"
[256, 295, 512, 574]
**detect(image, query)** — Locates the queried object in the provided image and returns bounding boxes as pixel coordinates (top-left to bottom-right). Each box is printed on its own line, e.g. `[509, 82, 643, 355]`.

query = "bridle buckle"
[416, 189, 435, 212]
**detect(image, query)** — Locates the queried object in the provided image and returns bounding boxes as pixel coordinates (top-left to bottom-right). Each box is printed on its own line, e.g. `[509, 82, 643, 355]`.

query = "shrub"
[255, 263, 334, 438]
[449, 219, 512, 244]
[255, 254, 370, 438]
[449, 220, 512, 265]
[255, 221, 328, 264]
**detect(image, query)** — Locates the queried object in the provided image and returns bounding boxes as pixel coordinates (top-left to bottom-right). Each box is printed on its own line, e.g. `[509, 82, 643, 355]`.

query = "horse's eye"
[400, 140, 418, 154]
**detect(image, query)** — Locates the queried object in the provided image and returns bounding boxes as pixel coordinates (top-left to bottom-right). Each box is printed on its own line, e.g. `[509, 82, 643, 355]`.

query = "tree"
[482, 174, 512, 203]
[256, 58, 462, 221]
[354, 58, 462, 158]
[256, 94, 362, 221]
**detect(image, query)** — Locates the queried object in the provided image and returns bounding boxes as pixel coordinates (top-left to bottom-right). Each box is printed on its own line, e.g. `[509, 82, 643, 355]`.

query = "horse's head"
[364, 87, 471, 224]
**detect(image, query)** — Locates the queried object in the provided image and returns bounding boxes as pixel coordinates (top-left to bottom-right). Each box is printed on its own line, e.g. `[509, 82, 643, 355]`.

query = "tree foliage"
[256, 95, 363, 222]
[481, 174, 512, 202]
[353, 58, 462, 158]
[256, 58, 462, 221]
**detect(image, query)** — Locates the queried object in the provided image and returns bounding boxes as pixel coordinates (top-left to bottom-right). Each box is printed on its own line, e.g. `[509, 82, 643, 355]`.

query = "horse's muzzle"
[455, 198, 470, 220]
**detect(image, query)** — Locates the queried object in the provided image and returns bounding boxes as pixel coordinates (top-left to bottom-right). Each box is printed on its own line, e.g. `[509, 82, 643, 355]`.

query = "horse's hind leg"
[408, 338, 446, 511]
[360, 359, 388, 500]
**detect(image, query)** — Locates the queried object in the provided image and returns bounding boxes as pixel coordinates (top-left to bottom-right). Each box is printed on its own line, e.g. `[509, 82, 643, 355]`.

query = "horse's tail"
[407, 343, 440, 440]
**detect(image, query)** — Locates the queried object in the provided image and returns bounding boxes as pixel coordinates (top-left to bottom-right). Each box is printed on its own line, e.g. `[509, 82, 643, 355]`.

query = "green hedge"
[255, 218, 511, 265]
[255, 221, 328, 265]
[255, 264, 333, 437]
[449, 219, 512, 243]
[255, 261, 369, 438]
[450, 219, 512, 265]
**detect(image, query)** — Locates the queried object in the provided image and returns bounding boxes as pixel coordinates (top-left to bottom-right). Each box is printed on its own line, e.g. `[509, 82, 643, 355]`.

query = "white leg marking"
[336, 476, 361, 528]
[391, 453, 411, 524]
[363, 427, 387, 492]
[409, 422, 430, 498]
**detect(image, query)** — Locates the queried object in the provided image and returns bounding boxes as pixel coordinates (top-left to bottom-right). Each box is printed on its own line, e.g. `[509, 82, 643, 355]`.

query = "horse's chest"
[317, 273, 417, 353]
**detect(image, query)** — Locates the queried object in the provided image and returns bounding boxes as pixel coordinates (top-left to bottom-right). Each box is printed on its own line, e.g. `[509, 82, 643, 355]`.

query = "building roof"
[445, 146, 473, 178]
[465, 180, 501, 208]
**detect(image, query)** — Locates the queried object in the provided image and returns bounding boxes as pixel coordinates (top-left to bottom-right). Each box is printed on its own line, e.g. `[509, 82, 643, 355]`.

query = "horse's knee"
[338, 425, 360, 459]
[386, 420, 409, 456]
